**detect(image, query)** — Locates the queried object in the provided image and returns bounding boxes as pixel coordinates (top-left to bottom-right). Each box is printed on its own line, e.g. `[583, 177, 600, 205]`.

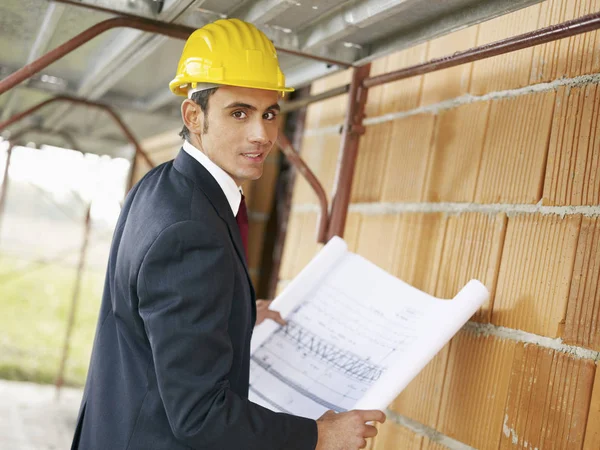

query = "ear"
[181, 99, 204, 134]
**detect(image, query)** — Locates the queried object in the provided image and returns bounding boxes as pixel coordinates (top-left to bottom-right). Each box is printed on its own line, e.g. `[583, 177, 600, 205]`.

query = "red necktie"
[236, 194, 249, 260]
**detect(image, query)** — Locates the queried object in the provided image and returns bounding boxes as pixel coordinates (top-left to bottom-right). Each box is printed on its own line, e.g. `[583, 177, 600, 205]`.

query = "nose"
[248, 118, 270, 146]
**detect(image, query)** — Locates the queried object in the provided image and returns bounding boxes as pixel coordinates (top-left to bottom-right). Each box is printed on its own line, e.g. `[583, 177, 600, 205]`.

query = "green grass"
[0, 254, 104, 387]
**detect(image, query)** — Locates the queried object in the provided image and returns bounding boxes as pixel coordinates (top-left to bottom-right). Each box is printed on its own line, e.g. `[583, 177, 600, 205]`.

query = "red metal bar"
[55, 204, 92, 394]
[0, 12, 349, 96]
[363, 11, 600, 89]
[0, 96, 154, 169]
[326, 64, 371, 241]
[0, 17, 191, 95]
[277, 134, 329, 243]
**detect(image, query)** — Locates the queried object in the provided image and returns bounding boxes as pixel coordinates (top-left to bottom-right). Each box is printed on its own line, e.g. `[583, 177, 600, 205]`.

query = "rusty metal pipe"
[0, 17, 191, 95]
[277, 134, 329, 244]
[363, 11, 600, 89]
[0, 96, 154, 169]
[327, 65, 370, 240]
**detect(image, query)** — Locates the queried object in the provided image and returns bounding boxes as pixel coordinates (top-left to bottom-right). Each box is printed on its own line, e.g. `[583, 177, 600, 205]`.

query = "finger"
[357, 409, 386, 423]
[265, 310, 287, 326]
[363, 424, 378, 438]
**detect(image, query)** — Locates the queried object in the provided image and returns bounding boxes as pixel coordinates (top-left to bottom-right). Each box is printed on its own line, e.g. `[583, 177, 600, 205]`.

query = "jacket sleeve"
[137, 220, 317, 450]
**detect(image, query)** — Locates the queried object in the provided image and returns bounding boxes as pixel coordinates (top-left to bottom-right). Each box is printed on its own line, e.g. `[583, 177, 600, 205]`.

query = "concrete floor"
[0, 379, 82, 450]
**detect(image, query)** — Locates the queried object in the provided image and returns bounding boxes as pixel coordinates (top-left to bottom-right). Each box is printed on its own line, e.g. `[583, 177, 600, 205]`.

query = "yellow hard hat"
[169, 18, 294, 96]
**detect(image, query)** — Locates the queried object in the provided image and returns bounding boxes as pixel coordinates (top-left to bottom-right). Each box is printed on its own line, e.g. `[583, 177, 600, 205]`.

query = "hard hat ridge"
[169, 18, 293, 96]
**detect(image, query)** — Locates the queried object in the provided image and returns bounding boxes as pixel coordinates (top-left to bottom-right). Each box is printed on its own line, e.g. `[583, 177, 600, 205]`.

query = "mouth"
[241, 151, 266, 163]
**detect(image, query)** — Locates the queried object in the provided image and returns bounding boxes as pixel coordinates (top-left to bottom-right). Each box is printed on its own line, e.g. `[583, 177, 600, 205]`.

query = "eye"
[232, 110, 247, 119]
[263, 111, 278, 120]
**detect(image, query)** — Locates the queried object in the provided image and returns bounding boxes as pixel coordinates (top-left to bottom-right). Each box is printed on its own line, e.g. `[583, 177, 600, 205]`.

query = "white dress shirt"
[182, 140, 242, 216]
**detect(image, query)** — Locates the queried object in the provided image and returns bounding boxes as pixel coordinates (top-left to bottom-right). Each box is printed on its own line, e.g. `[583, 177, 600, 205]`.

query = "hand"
[315, 409, 386, 450]
[255, 299, 286, 326]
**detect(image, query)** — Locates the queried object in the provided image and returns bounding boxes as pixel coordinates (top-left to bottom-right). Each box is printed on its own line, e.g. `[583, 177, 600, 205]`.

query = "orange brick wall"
[279, 0, 600, 448]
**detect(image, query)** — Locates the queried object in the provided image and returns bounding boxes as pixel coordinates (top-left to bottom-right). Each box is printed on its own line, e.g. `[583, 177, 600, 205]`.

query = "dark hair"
[179, 87, 218, 141]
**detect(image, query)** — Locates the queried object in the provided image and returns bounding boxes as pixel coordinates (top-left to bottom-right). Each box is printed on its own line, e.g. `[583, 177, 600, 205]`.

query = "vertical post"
[55, 204, 92, 395]
[0, 141, 14, 246]
[326, 64, 371, 240]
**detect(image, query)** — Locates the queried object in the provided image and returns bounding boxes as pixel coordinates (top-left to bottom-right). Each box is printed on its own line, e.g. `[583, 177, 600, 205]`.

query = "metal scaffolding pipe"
[327, 65, 370, 240]
[277, 134, 329, 243]
[363, 11, 600, 89]
[0, 96, 154, 169]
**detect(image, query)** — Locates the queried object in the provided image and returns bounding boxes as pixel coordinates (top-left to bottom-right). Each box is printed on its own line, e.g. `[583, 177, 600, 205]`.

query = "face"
[182, 85, 281, 185]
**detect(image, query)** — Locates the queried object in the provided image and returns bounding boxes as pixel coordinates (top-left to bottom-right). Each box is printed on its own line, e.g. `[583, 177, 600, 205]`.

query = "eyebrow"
[224, 102, 281, 112]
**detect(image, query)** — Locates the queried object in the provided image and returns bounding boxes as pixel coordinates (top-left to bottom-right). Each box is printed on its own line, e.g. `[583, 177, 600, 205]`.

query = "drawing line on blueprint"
[298, 283, 424, 354]
[279, 321, 384, 382]
[252, 354, 347, 412]
[248, 386, 291, 414]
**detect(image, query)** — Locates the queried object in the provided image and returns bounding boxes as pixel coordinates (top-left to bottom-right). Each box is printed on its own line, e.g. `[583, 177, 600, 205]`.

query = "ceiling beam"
[1, 1, 66, 120]
[299, 0, 419, 51]
[233, 0, 297, 26]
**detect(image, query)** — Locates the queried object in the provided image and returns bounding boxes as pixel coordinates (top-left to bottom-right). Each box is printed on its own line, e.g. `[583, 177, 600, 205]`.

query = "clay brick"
[351, 122, 392, 203]
[421, 438, 452, 450]
[380, 114, 436, 203]
[309, 69, 352, 129]
[424, 102, 491, 202]
[366, 43, 428, 117]
[391, 213, 447, 295]
[295, 212, 323, 276]
[584, 366, 600, 450]
[475, 92, 555, 204]
[437, 331, 517, 450]
[355, 214, 399, 273]
[421, 25, 478, 105]
[543, 85, 600, 206]
[370, 420, 422, 450]
[470, 3, 542, 94]
[564, 217, 600, 351]
[493, 214, 581, 337]
[319, 133, 342, 197]
[278, 211, 304, 281]
[246, 154, 279, 214]
[247, 219, 267, 270]
[389, 344, 450, 428]
[500, 344, 595, 449]
[436, 213, 507, 323]
[292, 135, 324, 205]
[531, 0, 600, 83]
[365, 56, 388, 119]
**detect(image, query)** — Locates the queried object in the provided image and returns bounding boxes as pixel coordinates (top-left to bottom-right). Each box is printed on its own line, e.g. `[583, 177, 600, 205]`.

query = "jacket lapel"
[173, 149, 256, 304]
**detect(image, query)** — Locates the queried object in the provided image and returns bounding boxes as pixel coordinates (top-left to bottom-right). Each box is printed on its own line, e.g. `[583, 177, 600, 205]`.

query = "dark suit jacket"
[72, 149, 318, 450]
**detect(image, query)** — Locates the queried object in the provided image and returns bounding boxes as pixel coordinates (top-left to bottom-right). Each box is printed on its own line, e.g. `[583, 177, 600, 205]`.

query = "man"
[72, 18, 385, 450]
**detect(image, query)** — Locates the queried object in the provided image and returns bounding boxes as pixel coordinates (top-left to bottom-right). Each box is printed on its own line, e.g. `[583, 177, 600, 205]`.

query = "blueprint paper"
[249, 237, 488, 419]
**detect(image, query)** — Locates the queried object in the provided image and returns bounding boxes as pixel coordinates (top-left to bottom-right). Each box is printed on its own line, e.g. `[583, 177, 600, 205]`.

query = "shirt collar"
[182, 140, 242, 216]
